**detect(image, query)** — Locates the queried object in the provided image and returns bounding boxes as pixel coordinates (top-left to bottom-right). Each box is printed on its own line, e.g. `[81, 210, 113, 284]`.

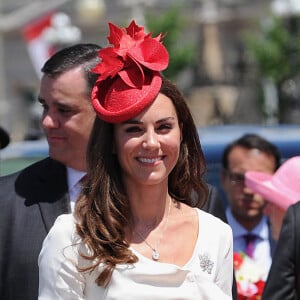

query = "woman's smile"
[136, 156, 165, 164]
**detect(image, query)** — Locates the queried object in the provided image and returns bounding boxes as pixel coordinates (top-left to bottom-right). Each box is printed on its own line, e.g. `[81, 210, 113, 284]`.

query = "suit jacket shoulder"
[0, 157, 70, 300]
[262, 202, 300, 300]
[1, 157, 65, 194]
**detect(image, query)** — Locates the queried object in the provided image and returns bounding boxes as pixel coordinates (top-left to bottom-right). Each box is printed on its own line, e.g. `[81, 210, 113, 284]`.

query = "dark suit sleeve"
[262, 203, 300, 300]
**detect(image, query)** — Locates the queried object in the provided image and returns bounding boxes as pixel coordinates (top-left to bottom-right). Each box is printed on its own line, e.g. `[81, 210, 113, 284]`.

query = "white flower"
[235, 255, 267, 283]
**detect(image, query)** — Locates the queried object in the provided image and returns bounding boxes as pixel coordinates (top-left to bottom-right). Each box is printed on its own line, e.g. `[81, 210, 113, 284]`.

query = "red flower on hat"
[92, 20, 169, 123]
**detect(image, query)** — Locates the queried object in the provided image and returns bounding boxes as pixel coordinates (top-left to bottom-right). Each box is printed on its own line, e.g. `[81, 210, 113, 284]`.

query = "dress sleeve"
[38, 214, 86, 300]
[262, 204, 298, 300]
[213, 221, 233, 298]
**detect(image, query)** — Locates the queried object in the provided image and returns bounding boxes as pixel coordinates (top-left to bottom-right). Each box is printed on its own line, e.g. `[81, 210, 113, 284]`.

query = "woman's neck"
[126, 185, 170, 227]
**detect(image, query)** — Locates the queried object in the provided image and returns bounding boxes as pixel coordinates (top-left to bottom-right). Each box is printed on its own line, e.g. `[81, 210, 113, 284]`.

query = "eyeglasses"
[226, 171, 245, 186]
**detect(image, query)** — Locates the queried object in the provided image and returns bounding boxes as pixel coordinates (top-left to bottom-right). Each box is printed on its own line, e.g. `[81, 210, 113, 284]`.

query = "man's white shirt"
[226, 207, 272, 278]
[67, 167, 86, 212]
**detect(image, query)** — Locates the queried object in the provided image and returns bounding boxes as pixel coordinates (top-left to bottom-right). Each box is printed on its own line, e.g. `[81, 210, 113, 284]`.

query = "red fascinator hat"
[92, 20, 169, 123]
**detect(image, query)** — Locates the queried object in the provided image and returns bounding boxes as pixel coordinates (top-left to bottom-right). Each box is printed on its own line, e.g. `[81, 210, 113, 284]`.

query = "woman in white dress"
[38, 20, 233, 300]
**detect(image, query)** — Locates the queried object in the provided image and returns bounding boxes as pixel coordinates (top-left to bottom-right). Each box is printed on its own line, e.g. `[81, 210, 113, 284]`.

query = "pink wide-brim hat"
[245, 156, 300, 210]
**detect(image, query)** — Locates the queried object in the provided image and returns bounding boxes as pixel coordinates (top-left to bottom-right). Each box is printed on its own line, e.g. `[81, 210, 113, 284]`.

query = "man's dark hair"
[41, 43, 101, 94]
[222, 133, 281, 171]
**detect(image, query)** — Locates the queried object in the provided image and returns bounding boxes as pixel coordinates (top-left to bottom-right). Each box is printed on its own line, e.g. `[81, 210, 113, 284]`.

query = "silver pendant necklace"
[134, 197, 172, 261]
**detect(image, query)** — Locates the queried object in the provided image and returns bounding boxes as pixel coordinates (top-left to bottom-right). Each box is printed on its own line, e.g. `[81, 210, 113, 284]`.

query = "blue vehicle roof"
[198, 124, 300, 163]
[0, 124, 299, 176]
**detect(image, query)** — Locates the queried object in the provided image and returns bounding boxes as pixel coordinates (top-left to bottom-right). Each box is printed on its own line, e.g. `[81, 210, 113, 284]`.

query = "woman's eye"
[125, 126, 142, 133]
[158, 124, 172, 131]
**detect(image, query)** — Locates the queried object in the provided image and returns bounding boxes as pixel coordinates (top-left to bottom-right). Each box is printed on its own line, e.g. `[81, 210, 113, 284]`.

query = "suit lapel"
[37, 159, 70, 232]
[38, 193, 70, 232]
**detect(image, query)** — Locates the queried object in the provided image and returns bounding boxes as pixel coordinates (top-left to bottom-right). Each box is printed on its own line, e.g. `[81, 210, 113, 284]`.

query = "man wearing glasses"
[221, 134, 280, 277]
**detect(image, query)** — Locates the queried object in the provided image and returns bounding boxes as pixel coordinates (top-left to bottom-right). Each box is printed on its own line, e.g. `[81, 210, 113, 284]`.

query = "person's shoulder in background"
[0, 126, 10, 149]
[202, 184, 228, 223]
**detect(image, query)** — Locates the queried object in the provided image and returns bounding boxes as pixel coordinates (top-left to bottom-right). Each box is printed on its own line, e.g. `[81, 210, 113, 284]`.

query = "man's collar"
[226, 207, 269, 240]
[67, 167, 86, 189]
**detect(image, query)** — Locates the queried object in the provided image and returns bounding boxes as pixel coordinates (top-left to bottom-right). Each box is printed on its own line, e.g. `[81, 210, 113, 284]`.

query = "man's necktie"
[244, 233, 257, 258]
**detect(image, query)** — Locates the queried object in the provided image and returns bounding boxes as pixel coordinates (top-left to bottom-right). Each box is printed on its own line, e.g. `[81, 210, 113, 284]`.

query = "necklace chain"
[134, 197, 172, 261]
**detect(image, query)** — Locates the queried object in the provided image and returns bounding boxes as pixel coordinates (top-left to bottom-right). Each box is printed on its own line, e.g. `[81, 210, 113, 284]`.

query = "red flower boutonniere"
[234, 252, 267, 300]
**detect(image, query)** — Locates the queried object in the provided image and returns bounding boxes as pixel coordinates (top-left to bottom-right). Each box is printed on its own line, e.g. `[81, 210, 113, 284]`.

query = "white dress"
[38, 209, 233, 300]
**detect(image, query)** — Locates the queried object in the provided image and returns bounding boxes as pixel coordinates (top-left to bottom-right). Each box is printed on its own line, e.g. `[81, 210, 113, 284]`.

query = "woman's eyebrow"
[123, 117, 175, 125]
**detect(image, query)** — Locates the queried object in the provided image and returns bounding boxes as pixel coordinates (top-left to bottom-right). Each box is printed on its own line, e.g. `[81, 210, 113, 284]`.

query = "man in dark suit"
[262, 201, 300, 300]
[0, 43, 101, 300]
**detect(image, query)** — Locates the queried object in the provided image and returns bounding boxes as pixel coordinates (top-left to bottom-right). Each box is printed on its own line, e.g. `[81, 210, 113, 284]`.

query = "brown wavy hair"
[75, 78, 208, 286]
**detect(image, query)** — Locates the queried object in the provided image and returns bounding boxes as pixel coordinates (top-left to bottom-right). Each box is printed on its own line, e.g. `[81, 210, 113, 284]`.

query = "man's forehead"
[228, 147, 276, 172]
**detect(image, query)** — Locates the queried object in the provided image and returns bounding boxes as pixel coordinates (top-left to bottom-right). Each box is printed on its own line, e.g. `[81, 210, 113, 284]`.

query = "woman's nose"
[142, 130, 159, 148]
